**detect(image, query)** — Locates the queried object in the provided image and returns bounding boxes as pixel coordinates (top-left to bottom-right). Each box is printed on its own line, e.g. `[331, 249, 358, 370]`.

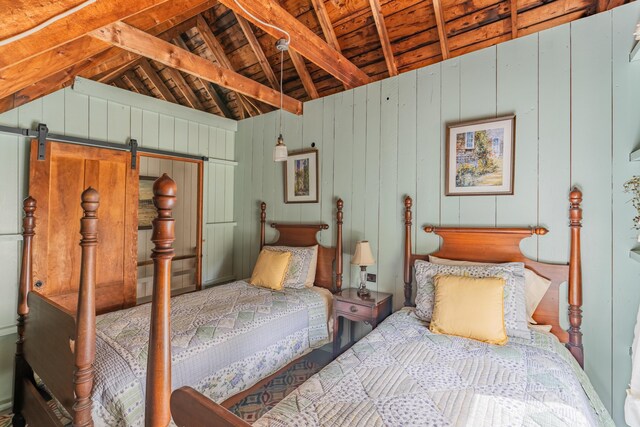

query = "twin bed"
[13, 173, 613, 426]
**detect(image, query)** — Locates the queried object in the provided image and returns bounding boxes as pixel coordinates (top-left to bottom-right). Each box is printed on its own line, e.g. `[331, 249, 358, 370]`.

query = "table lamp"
[352, 241, 375, 297]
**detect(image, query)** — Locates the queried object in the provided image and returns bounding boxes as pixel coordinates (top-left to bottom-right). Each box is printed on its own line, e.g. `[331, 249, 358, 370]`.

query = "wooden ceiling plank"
[432, 0, 450, 60]
[138, 59, 178, 103]
[90, 21, 302, 114]
[216, 0, 371, 88]
[310, 0, 342, 52]
[368, 0, 398, 76]
[511, 0, 519, 38]
[195, 15, 262, 116]
[235, 14, 280, 90]
[0, 0, 216, 100]
[0, 0, 174, 72]
[98, 55, 141, 83]
[289, 49, 320, 99]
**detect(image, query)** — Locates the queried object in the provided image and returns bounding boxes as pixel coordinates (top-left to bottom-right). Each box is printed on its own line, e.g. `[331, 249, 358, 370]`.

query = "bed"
[171, 188, 614, 426]
[12, 174, 345, 427]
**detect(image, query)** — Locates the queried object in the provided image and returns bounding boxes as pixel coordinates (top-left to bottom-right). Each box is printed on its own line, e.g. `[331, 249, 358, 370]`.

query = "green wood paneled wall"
[234, 4, 640, 424]
[0, 79, 237, 410]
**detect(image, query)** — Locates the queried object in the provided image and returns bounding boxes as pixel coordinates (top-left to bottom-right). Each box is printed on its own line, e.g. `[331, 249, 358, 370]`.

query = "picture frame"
[445, 115, 516, 196]
[284, 149, 319, 203]
[138, 176, 157, 229]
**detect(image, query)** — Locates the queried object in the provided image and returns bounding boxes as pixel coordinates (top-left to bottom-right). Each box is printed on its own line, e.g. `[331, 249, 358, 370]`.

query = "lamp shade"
[352, 241, 375, 266]
[273, 134, 288, 162]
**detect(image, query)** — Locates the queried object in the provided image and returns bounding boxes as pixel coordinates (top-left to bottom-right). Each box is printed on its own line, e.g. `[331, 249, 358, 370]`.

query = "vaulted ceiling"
[1, 0, 631, 120]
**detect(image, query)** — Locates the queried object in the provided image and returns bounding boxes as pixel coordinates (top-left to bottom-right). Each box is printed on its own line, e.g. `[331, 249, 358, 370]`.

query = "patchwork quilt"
[90, 280, 329, 426]
[254, 309, 614, 427]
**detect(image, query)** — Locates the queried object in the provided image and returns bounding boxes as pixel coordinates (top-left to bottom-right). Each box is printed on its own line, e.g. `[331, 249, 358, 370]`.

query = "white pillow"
[263, 245, 318, 289]
[429, 255, 551, 324]
[414, 260, 530, 339]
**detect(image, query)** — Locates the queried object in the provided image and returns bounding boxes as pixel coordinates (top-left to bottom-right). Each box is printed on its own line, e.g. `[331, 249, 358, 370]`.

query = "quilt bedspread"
[90, 280, 329, 426]
[254, 308, 613, 427]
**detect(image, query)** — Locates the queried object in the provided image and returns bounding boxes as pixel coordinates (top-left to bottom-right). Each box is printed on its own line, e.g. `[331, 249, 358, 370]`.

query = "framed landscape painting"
[285, 149, 319, 203]
[445, 115, 516, 196]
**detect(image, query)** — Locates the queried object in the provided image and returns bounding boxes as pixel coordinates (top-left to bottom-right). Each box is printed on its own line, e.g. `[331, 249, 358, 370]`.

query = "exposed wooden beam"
[201, 82, 235, 119]
[171, 36, 236, 118]
[289, 50, 320, 99]
[138, 59, 178, 103]
[369, 0, 398, 77]
[0, 0, 215, 100]
[97, 53, 141, 83]
[123, 70, 152, 96]
[510, 0, 519, 38]
[195, 15, 260, 116]
[235, 15, 280, 90]
[0, 0, 173, 72]
[217, 0, 370, 88]
[432, 0, 450, 60]
[164, 67, 205, 110]
[90, 21, 302, 114]
[310, 0, 341, 52]
[113, 78, 130, 91]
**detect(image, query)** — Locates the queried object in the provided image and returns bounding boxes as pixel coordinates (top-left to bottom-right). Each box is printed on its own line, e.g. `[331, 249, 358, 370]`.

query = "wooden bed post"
[403, 196, 413, 307]
[335, 199, 343, 292]
[260, 202, 266, 250]
[145, 174, 177, 427]
[568, 187, 584, 368]
[73, 188, 99, 427]
[12, 197, 36, 427]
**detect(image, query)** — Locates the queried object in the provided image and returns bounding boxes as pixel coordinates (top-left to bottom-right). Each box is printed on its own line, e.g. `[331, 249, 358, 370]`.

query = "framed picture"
[138, 176, 157, 229]
[284, 149, 319, 203]
[445, 115, 516, 196]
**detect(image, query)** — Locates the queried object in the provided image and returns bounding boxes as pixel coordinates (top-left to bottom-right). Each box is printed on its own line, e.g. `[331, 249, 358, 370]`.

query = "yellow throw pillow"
[429, 274, 508, 345]
[250, 250, 292, 291]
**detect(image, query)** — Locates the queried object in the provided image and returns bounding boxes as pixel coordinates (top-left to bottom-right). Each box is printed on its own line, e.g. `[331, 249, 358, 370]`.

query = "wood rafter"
[511, 0, 519, 38]
[310, 0, 341, 52]
[164, 67, 205, 110]
[216, 0, 371, 88]
[195, 15, 257, 116]
[0, 0, 216, 101]
[369, 0, 398, 76]
[235, 14, 280, 90]
[0, 0, 173, 72]
[289, 50, 320, 99]
[432, 0, 450, 60]
[123, 70, 152, 96]
[171, 35, 236, 118]
[90, 21, 302, 114]
[137, 59, 178, 103]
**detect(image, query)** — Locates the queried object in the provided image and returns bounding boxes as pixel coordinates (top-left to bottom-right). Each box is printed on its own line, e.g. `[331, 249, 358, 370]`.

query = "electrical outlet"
[367, 273, 377, 283]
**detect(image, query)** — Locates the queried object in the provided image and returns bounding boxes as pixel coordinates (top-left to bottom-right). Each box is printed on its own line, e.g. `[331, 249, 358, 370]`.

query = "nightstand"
[332, 288, 392, 356]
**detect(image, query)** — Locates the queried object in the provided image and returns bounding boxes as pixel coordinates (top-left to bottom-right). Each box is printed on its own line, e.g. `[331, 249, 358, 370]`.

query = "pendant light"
[273, 38, 289, 162]
[229, 0, 291, 162]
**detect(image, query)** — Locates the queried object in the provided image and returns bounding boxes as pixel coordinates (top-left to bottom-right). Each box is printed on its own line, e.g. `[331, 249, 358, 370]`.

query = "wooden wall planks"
[233, 4, 640, 423]
[0, 81, 236, 410]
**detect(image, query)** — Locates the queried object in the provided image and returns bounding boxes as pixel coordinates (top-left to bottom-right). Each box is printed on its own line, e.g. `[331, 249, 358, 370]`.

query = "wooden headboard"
[402, 189, 584, 367]
[258, 199, 343, 293]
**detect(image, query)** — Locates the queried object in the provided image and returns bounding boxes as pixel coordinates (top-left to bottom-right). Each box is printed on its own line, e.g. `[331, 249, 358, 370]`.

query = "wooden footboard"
[171, 387, 250, 427]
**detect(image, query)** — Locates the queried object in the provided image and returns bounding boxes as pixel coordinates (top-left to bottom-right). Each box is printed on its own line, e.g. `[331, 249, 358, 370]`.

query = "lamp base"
[357, 266, 370, 297]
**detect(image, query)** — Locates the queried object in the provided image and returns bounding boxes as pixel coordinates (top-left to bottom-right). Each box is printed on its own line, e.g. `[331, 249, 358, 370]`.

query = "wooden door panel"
[29, 140, 138, 312]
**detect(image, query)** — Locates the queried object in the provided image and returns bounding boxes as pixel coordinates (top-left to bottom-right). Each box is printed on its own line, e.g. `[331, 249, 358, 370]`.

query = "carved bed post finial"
[260, 202, 266, 250]
[13, 197, 37, 423]
[145, 174, 176, 427]
[568, 187, 584, 368]
[73, 188, 99, 427]
[404, 196, 414, 307]
[335, 199, 343, 292]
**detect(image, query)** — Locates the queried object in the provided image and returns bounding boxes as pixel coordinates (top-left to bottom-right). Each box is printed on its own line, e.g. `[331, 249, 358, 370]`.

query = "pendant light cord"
[0, 0, 96, 46]
[279, 48, 284, 137]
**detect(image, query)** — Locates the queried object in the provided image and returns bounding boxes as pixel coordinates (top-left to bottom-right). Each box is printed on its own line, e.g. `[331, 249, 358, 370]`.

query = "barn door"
[29, 140, 138, 313]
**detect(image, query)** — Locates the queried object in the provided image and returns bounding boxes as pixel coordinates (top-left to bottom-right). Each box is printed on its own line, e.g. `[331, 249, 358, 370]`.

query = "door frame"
[137, 152, 204, 290]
